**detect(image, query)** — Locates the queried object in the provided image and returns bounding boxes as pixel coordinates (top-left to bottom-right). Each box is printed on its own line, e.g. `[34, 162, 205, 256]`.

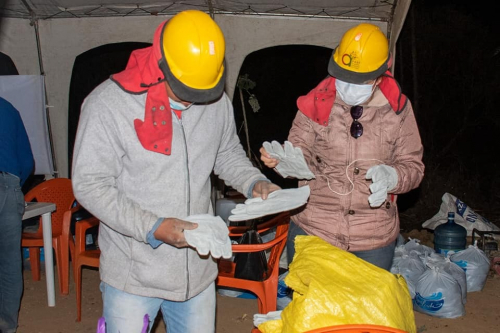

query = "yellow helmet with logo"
[159, 10, 226, 103]
[328, 23, 390, 84]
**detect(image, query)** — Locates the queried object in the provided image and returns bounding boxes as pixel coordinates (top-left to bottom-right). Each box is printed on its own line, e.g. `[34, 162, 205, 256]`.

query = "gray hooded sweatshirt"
[72, 79, 267, 301]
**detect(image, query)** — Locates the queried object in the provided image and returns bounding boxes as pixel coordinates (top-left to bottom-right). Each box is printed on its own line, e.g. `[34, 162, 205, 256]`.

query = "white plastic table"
[23, 202, 57, 307]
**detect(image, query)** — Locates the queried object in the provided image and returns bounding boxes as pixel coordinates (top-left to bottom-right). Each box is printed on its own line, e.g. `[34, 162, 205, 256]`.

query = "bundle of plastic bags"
[426, 255, 467, 304]
[257, 236, 416, 333]
[391, 250, 426, 296]
[450, 241, 491, 292]
[390, 234, 494, 319]
[413, 266, 465, 318]
[390, 238, 435, 299]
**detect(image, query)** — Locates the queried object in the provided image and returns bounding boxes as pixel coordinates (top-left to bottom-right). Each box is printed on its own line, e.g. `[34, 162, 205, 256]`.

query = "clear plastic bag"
[427, 258, 467, 304]
[414, 266, 465, 318]
[450, 241, 491, 292]
[391, 251, 427, 288]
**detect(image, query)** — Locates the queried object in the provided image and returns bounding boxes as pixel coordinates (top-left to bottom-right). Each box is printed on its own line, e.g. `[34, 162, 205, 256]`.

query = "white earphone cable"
[311, 158, 385, 196]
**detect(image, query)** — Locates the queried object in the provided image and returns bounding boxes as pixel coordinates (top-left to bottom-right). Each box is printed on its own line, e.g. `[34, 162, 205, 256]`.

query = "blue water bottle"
[434, 212, 467, 255]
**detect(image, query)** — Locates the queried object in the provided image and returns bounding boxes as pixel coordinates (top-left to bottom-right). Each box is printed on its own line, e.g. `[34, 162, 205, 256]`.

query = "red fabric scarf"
[111, 21, 174, 155]
[297, 71, 408, 126]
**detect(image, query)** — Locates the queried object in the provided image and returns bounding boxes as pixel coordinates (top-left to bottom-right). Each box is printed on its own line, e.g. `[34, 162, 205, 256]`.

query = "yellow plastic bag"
[259, 236, 416, 333]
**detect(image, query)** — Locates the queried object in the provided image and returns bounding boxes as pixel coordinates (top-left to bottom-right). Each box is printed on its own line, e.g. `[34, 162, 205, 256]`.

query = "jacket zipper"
[173, 111, 191, 299]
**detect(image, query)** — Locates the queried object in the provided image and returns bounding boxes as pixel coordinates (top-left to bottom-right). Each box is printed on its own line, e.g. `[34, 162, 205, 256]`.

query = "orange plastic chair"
[21, 178, 75, 295]
[62, 204, 100, 322]
[217, 212, 290, 314]
[252, 324, 407, 333]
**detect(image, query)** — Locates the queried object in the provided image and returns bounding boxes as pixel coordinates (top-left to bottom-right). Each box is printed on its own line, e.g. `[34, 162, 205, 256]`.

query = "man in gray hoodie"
[72, 10, 279, 333]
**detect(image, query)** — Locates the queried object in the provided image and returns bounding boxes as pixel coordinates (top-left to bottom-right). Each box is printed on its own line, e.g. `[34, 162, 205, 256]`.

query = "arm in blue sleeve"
[17, 117, 34, 185]
[146, 218, 164, 249]
[247, 179, 271, 198]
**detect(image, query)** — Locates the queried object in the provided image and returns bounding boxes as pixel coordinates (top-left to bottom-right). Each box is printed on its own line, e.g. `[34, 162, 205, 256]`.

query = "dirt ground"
[16, 230, 500, 333]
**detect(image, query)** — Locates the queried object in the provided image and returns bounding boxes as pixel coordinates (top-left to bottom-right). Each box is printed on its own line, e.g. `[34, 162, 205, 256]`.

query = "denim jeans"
[100, 281, 216, 333]
[286, 220, 396, 271]
[0, 173, 25, 333]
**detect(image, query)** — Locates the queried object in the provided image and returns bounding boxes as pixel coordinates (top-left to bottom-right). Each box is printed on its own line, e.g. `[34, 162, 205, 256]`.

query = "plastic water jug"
[434, 212, 467, 255]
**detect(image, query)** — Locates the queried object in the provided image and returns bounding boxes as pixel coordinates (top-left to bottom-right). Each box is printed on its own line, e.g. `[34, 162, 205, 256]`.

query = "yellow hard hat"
[328, 23, 390, 84]
[158, 10, 226, 103]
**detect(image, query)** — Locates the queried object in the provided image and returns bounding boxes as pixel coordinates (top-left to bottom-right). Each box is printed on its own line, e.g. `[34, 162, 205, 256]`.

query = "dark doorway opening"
[232, 45, 332, 189]
[0, 51, 19, 75]
[67, 42, 151, 176]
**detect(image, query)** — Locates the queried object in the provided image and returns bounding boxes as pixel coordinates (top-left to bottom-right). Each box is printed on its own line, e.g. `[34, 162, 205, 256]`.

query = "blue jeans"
[100, 281, 216, 333]
[286, 220, 396, 271]
[0, 173, 25, 333]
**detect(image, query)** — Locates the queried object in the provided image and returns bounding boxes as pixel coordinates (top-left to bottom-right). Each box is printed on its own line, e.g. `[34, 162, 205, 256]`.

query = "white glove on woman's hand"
[184, 214, 232, 259]
[228, 186, 310, 222]
[262, 141, 315, 180]
[365, 165, 398, 207]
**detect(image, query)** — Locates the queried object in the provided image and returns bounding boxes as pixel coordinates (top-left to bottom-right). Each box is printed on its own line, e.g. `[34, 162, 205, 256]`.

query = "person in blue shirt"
[0, 96, 34, 333]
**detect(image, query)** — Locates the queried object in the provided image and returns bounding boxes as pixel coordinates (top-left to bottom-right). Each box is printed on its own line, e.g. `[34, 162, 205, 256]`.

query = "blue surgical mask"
[169, 98, 193, 111]
[335, 79, 375, 106]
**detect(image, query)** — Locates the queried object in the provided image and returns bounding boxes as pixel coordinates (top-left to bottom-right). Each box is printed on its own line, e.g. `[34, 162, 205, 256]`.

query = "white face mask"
[335, 79, 375, 106]
[169, 98, 193, 111]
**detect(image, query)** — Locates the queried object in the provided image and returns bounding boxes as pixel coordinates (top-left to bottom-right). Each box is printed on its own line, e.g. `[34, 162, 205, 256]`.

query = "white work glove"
[228, 185, 310, 222]
[365, 165, 398, 207]
[183, 214, 232, 259]
[253, 310, 282, 327]
[262, 141, 315, 180]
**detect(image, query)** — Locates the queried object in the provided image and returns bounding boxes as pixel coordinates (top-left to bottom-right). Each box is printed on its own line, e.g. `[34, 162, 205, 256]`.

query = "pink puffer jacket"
[288, 77, 424, 251]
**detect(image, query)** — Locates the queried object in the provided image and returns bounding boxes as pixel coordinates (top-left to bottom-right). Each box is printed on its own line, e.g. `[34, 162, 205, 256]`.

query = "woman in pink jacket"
[261, 23, 424, 271]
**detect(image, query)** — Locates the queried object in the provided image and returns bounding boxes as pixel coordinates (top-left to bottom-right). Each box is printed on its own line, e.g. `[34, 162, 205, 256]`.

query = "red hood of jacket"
[297, 72, 408, 126]
[110, 21, 174, 155]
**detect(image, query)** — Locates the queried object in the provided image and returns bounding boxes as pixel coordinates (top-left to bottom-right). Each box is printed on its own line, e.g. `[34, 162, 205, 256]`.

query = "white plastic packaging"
[423, 193, 500, 237]
[427, 258, 467, 304]
[450, 242, 491, 292]
[414, 266, 465, 318]
[392, 251, 427, 288]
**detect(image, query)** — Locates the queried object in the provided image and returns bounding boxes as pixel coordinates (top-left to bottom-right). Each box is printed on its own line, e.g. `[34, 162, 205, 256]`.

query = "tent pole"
[207, 0, 215, 18]
[31, 16, 59, 178]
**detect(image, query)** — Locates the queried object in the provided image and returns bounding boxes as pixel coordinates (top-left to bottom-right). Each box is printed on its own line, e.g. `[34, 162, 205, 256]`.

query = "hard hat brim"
[328, 49, 389, 84]
[159, 57, 226, 103]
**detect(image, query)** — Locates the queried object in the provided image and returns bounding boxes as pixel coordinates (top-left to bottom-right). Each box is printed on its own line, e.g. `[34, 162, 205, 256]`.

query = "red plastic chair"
[21, 178, 75, 295]
[62, 204, 100, 322]
[217, 212, 290, 314]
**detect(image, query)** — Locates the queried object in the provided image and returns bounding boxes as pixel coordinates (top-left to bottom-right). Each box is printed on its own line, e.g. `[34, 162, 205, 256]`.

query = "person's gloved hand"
[253, 310, 282, 327]
[183, 214, 232, 259]
[365, 165, 398, 207]
[262, 141, 315, 180]
[228, 185, 310, 221]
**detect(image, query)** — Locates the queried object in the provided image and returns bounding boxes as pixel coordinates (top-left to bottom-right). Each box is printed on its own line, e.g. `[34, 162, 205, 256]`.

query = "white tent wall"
[218, 14, 386, 101]
[38, 16, 171, 180]
[0, 18, 39, 75]
[1, 15, 166, 178]
[0, 1, 411, 179]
